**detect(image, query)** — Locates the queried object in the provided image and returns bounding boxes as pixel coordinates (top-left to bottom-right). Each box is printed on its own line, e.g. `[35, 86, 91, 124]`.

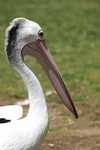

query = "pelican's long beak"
[22, 39, 78, 118]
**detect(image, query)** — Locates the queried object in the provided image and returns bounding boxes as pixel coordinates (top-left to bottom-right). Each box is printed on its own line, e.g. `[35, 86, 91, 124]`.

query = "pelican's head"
[5, 18, 78, 118]
[5, 18, 45, 60]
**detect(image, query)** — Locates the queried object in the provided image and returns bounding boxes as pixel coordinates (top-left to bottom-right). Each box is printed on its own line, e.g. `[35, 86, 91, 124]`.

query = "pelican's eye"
[38, 30, 44, 38]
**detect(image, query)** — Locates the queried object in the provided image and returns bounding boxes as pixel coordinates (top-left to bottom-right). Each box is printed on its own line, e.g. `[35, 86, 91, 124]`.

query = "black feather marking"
[0, 118, 11, 124]
[6, 23, 19, 61]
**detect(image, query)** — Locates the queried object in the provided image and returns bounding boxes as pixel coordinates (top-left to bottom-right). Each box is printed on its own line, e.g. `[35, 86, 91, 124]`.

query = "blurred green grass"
[0, 0, 100, 104]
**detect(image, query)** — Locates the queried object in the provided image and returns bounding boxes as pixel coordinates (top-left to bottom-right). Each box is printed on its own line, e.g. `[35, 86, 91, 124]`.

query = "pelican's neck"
[10, 50, 48, 117]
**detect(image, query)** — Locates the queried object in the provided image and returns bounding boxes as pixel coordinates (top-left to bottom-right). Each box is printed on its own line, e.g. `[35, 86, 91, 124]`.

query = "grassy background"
[0, 0, 100, 106]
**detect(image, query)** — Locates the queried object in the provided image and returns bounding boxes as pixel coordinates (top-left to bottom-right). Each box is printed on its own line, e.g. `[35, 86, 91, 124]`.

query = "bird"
[0, 18, 78, 150]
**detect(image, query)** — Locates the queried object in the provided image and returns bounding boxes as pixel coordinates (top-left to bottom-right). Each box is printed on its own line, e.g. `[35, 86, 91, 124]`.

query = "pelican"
[0, 18, 78, 150]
